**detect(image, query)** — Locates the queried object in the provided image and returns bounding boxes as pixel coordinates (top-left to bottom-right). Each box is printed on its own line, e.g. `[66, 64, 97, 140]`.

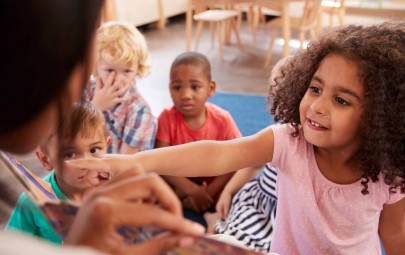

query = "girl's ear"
[209, 80, 216, 97]
[35, 150, 54, 171]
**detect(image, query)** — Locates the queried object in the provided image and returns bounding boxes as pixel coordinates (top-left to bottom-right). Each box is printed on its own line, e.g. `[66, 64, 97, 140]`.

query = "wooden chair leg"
[230, 19, 243, 51]
[219, 21, 225, 61]
[264, 30, 278, 68]
[236, 10, 242, 31]
[247, 5, 257, 40]
[338, 8, 345, 25]
[210, 22, 215, 47]
[298, 31, 305, 49]
[195, 21, 204, 50]
[329, 9, 335, 26]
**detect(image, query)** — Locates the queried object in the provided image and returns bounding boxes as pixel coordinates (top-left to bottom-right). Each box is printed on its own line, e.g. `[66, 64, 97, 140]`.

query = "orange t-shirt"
[156, 103, 242, 184]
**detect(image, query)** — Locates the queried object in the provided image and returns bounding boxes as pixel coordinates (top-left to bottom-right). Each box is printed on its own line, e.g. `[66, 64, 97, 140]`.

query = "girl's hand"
[66, 154, 136, 178]
[64, 169, 205, 255]
[91, 73, 131, 112]
[216, 189, 233, 219]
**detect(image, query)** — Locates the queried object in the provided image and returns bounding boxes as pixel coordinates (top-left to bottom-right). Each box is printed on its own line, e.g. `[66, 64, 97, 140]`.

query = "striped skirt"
[214, 164, 277, 253]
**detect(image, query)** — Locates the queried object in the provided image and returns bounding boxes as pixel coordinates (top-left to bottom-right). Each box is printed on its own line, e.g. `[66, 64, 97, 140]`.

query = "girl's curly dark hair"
[269, 21, 405, 194]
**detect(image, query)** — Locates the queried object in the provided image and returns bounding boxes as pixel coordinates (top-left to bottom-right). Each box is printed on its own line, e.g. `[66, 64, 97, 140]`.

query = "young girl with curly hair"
[71, 21, 405, 254]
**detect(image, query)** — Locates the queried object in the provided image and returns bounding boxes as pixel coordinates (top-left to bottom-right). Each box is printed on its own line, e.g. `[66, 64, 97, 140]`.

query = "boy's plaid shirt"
[85, 78, 157, 153]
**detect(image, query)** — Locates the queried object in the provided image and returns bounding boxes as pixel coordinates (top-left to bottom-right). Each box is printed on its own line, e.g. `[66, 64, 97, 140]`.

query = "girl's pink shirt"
[270, 124, 404, 255]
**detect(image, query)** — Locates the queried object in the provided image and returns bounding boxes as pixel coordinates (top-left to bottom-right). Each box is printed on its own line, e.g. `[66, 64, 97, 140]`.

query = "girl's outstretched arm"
[67, 126, 275, 178]
[378, 197, 405, 255]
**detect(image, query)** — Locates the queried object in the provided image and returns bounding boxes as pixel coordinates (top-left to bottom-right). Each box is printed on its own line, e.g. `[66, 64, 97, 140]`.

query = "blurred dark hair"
[0, 0, 104, 134]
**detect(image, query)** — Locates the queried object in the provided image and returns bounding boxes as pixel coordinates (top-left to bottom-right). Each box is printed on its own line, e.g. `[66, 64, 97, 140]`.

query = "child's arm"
[120, 143, 140, 154]
[216, 166, 262, 219]
[379, 197, 405, 254]
[67, 127, 275, 180]
[155, 139, 214, 212]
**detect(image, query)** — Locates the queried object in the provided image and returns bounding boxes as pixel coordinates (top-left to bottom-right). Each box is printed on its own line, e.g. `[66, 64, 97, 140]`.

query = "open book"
[0, 151, 265, 255]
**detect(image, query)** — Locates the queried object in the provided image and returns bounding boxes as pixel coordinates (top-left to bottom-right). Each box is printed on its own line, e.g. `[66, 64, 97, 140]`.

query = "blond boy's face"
[96, 58, 138, 97]
[169, 64, 215, 120]
[40, 129, 109, 197]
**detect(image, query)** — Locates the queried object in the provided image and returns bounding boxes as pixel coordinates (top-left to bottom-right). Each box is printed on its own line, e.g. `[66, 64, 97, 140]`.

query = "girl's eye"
[335, 97, 349, 106]
[106, 69, 114, 73]
[192, 85, 200, 90]
[125, 69, 133, 74]
[309, 86, 321, 94]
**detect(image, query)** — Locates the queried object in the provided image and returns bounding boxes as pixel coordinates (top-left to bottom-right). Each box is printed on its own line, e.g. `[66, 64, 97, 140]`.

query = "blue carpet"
[208, 92, 275, 136]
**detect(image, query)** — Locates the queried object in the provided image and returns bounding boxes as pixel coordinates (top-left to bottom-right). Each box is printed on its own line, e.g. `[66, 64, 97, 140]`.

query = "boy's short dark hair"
[170, 52, 212, 81]
[40, 101, 107, 151]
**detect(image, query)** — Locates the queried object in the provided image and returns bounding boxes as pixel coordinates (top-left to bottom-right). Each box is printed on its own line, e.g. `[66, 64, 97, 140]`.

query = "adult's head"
[0, 0, 104, 153]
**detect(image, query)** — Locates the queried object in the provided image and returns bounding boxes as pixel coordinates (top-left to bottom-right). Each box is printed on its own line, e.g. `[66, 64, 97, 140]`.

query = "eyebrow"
[60, 140, 104, 151]
[312, 75, 362, 102]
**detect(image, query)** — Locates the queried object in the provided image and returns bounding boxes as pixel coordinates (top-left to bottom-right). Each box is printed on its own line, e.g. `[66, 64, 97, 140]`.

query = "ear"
[209, 80, 216, 97]
[106, 136, 111, 147]
[35, 150, 54, 171]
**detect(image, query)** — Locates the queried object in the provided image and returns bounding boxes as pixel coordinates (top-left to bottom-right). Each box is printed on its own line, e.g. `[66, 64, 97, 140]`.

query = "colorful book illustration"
[0, 151, 264, 255]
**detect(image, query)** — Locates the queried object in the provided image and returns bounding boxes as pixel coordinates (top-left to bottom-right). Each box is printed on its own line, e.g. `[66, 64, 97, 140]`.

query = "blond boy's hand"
[92, 72, 131, 111]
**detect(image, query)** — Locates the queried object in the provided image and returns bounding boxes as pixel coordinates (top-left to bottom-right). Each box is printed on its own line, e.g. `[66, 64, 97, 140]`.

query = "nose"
[309, 96, 328, 115]
[181, 88, 193, 100]
[81, 152, 93, 159]
[114, 73, 128, 85]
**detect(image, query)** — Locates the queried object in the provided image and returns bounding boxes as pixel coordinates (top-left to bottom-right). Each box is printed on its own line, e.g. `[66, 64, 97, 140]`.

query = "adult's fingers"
[88, 173, 183, 215]
[85, 195, 205, 237]
[66, 188, 205, 253]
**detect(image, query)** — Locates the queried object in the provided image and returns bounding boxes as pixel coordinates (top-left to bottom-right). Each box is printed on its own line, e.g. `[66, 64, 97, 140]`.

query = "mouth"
[180, 104, 193, 110]
[307, 118, 328, 130]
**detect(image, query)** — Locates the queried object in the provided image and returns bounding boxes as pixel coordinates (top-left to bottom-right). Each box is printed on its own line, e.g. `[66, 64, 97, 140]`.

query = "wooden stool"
[193, 9, 243, 61]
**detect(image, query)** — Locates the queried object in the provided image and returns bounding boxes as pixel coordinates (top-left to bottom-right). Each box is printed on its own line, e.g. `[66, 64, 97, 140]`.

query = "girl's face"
[96, 58, 138, 96]
[169, 64, 215, 120]
[45, 129, 110, 198]
[299, 54, 365, 154]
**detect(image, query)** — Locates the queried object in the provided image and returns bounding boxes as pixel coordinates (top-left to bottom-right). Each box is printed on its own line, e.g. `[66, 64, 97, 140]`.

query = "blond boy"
[85, 21, 157, 154]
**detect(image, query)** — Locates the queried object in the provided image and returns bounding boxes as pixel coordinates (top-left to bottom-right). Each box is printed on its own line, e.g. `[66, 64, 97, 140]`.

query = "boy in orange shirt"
[155, 52, 247, 228]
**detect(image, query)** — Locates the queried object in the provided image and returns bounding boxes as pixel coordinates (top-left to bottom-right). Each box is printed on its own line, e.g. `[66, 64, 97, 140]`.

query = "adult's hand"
[64, 169, 205, 255]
